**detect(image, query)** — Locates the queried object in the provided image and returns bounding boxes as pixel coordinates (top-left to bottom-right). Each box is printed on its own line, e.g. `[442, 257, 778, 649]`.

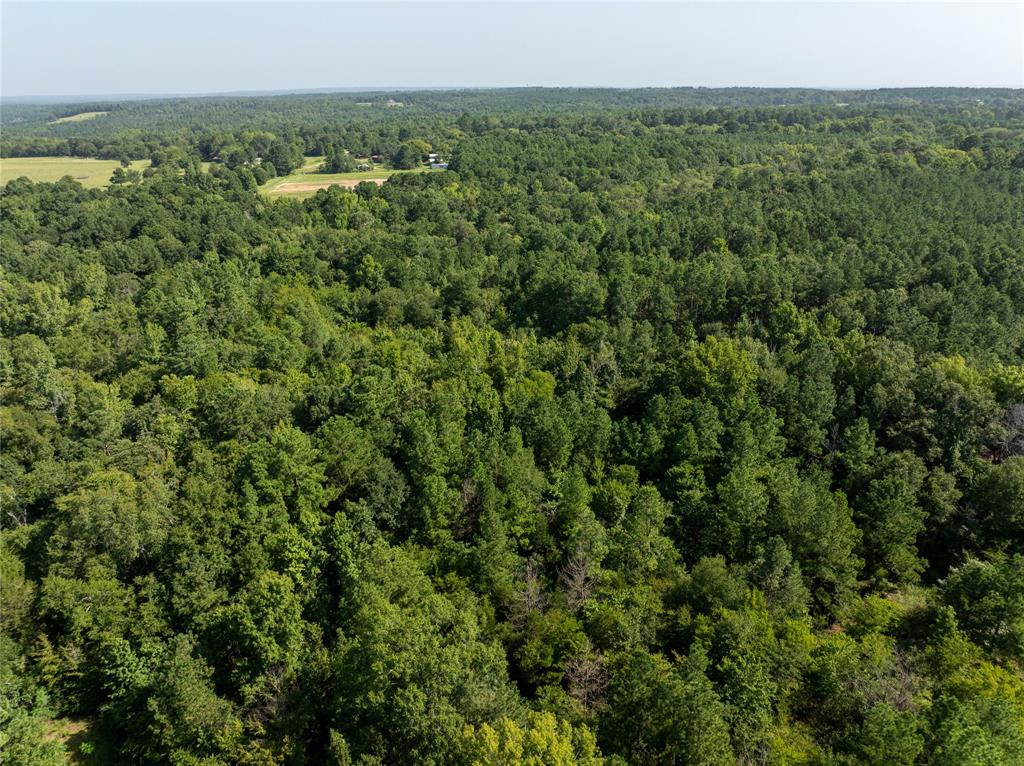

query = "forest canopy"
[1, 87, 1024, 765]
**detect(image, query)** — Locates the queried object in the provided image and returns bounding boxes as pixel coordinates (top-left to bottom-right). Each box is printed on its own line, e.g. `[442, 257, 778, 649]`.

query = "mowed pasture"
[48, 110, 110, 124]
[259, 161, 429, 199]
[0, 157, 151, 188]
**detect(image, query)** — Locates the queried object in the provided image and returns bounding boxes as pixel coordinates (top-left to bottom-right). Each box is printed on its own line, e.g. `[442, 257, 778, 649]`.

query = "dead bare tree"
[246, 664, 294, 736]
[850, 647, 922, 712]
[3, 495, 28, 528]
[558, 547, 595, 614]
[565, 642, 607, 712]
[508, 559, 547, 629]
[996, 403, 1024, 458]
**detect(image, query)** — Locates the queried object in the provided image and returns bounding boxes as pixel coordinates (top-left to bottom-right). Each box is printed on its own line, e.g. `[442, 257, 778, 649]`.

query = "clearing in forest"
[259, 164, 429, 199]
[48, 110, 109, 124]
[268, 178, 388, 195]
[0, 157, 151, 187]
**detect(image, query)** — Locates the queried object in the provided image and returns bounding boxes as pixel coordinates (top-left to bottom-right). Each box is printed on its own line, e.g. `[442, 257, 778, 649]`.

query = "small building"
[430, 162, 449, 170]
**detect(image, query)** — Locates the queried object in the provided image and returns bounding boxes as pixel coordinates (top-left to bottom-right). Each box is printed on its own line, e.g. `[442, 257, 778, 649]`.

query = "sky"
[1, 1, 1022, 97]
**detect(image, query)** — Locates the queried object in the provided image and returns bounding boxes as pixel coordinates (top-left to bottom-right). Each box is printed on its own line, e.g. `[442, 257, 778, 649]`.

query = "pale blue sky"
[2, 1, 1022, 97]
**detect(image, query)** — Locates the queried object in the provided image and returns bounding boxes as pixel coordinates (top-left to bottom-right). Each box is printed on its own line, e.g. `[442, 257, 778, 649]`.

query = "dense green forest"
[2, 88, 1024, 765]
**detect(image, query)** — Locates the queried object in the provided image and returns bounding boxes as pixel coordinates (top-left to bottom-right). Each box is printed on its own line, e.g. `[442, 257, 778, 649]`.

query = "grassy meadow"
[48, 111, 109, 124]
[0, 153, 435, 197]
[0, 157, 151, 188]
[258, 157, 428, 199]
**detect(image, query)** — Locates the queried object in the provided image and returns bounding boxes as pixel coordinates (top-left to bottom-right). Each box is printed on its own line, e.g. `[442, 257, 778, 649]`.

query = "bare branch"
[558, 547, 595, 614]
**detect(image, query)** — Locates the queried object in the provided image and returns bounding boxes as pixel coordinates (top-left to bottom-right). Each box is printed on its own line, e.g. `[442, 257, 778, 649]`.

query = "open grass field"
[259, 163, 429, 199]
[0, 157, 151, 187]
[298, 156, 326, 171]
[0, 155, 436, 196]
[48, 110, 109, 124]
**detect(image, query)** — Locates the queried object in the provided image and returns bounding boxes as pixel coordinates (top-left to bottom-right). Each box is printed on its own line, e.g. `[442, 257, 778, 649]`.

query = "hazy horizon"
[2, 1, 1022, 98]
[7, 84, 1022, 107]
